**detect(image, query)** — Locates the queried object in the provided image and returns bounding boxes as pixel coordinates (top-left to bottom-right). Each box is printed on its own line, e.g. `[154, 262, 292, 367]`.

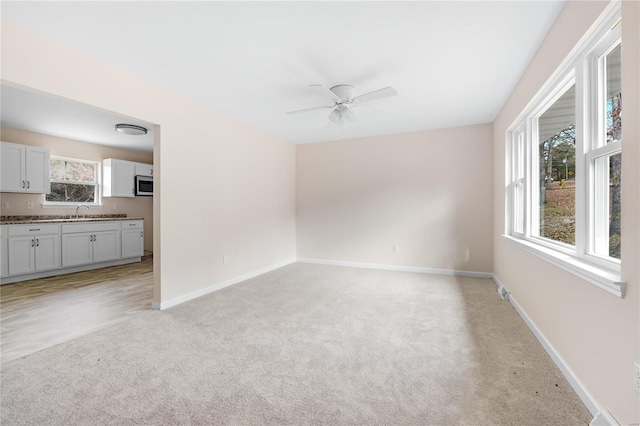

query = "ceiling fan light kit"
[287, 84, 398, 135]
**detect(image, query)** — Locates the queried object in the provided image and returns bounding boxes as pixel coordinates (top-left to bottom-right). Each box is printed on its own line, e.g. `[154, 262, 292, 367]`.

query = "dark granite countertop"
[0, 215, 144, 225]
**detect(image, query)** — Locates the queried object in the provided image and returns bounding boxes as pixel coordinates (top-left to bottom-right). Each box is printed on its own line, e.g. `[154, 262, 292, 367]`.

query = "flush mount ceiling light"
[115, 124, 147, 135]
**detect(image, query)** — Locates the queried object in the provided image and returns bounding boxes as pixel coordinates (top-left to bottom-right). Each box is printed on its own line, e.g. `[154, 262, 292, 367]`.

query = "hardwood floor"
[1, 257, 153, 364]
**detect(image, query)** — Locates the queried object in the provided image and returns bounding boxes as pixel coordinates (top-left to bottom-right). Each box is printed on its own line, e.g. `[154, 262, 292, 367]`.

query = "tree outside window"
[45, 157, 99, 204]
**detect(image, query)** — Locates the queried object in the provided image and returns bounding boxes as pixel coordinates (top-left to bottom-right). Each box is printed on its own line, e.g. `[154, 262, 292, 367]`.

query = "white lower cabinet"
[61, 233, 93, 267]
[93, 231, 121, 263]
[6, 225, 61, 275]
[122, 221, 144, 258]
[7, 236, 35, 275]
[0, 227, 8, 278]
[34, 234, 60, 271]
[1, 219, 143, 284]
[62, 223, 121, 267]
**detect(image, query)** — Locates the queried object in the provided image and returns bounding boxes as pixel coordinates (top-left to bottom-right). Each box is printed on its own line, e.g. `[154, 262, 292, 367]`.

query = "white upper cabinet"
[0, 142, 50, 193]
[1, 143, 24, 191]
[103, 158, 135, 197]
[135, 163, 153, 177]
[103, 159, 153, 197]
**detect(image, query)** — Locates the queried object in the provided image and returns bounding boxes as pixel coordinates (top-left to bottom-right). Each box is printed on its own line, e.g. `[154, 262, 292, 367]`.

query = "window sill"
[502, 234, 625, 298]
[41, 203, 103, 209]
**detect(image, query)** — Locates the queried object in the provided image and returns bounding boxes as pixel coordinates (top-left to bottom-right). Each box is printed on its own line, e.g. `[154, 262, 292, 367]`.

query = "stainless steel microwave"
[135, 175, 153, 196]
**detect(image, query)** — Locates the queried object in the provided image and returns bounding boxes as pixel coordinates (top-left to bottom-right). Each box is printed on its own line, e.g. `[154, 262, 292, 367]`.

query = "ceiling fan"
[286, 84, 398, 129]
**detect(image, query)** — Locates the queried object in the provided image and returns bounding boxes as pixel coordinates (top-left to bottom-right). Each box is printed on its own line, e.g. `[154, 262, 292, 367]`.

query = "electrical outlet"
[26, 201, 34, 210]
[1, 201, 8, 209]
[634, 362, 640, 394]
[393, 245, 399, 253]
[223, 256, 228, 265]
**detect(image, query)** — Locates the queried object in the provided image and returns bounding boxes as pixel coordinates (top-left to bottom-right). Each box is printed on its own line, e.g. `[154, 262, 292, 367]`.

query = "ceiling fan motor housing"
[330, 85, 356, 101]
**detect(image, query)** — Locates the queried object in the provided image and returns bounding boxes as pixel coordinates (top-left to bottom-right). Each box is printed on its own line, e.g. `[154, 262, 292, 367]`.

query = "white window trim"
[504, 3, 624, 298]
[41, 201, 104, 209]
[42, 156, 102, 208]
[503, 235, 624, 298]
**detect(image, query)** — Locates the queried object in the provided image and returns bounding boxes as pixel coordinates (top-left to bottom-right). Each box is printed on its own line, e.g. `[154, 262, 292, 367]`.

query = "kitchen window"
[505, 6, 623, 297]
[44, 156, 100, 206]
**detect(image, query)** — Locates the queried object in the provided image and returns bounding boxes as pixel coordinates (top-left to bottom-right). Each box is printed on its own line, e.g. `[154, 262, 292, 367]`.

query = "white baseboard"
[151, 258, 296, 310]
[296, 257, 493, 278]
[491, 274, 613, 423]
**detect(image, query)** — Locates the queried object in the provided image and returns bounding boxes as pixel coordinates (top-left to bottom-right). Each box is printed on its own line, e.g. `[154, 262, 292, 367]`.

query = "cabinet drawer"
[8, 224, 60, 236]
[121, 220, 143, 230]
[62, 222, 121, 234]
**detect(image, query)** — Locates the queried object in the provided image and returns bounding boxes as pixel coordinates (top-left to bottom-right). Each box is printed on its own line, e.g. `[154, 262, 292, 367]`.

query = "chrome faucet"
[75, 204, 90, 218]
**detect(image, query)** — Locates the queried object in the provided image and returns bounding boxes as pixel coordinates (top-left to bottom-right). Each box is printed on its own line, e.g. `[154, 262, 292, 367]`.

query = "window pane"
[514, 182, 524, 234]
[50, 159, 96, 182]
[538, 85, 576, 245]
[609, 153, 621, 259]
[516, 132, 524, 179]
[511, 130, 525, 235]
[594, 153, 622, 259]
[46, 183, 96, 203]
[605, 44, 621, 145]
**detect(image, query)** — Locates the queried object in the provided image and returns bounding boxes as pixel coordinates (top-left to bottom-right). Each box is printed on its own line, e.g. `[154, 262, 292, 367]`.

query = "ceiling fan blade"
[352, 86, 398, 103]
[310, 84, 342, 102]
[286, 105, 334, 115]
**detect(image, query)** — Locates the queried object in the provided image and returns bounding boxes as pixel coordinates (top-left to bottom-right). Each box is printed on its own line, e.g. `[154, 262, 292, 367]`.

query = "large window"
[45, 156, 100, 205]
[506, 7, 623, 296]
[537, 82, 576, 247]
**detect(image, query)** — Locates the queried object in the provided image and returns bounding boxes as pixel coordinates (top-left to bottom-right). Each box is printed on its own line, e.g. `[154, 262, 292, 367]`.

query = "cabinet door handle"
[31, 238, 35, 247]
[36, 238, 39, 247]
[140, 231, 143, 237]
[26, 181, 30, 189]
[22, 181, 25, 188]
[92, 234, 96, 242]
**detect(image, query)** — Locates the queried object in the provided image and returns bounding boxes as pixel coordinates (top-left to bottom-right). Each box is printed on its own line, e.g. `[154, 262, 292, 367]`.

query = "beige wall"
[493, 1, 639, 423]
[1, 126, 154, 253]
[297, 124, 493, 273]
[3, 3, 639, 422]
[1, 19, 297, 303]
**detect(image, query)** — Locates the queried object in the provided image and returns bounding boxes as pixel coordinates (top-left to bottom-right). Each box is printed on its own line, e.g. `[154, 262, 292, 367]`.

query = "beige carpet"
[1, 262, 590, 425]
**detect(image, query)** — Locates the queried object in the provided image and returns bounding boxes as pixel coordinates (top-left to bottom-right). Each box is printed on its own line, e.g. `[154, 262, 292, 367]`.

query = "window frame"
[43, 155, 102, 208]
[505, 5, 624, 298]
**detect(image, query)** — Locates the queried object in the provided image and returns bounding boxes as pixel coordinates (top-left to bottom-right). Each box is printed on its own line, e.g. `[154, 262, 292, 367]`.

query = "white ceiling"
[1, 1, 566, 145]
[1, 85, 155, 152]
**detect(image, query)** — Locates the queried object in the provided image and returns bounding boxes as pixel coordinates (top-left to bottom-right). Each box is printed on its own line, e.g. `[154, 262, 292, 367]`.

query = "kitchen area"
[0, 84, 156, 361]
